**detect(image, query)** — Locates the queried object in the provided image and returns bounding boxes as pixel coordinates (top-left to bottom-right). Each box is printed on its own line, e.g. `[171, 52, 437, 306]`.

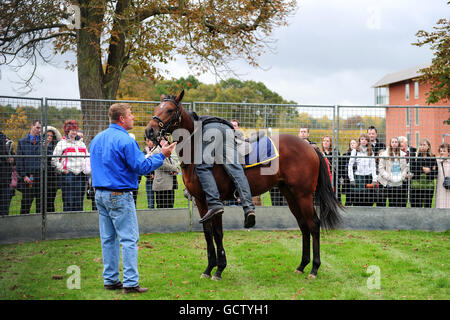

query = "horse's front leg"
[201, 222, 217, 279]
[196, 198, 217, 279]
[212, 217, 226, 281]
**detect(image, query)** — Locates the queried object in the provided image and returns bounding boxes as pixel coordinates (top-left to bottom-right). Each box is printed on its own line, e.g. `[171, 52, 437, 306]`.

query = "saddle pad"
[244, 136, 279, 169]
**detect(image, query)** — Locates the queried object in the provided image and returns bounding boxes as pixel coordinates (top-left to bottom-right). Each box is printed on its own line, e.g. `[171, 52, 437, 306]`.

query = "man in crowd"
[16, 120, 42, 215]
[298, 127, 316, 147]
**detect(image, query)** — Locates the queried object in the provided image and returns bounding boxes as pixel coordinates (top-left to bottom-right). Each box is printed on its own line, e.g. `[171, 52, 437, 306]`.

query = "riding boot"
[199, 207, 224, 223]
[244, 210, 256, 228]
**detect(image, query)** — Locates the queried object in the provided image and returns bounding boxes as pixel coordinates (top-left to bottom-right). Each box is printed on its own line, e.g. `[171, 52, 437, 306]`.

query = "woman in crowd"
[348, 134, 377, 206]
[410, 138, 437, 208]
[341, 138, 358, 206]
[436, 143, 450, 209]
[377, 137, 408, 207]
[52, 120, 89, 212]
[150, 142, 180, 208]
[321, 135, 340, 199]
[143, 137, 155, 209]
[45, 126, 62, 212]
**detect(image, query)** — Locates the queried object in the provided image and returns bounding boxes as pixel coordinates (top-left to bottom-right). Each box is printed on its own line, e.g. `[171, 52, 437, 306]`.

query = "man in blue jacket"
[90, 102, 176, 294]
[16, 120, 43, 215]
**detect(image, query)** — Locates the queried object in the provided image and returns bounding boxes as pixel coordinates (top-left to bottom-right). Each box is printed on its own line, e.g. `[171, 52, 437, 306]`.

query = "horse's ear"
[176, 89, 185, 103]
[160, 94, 166, 102]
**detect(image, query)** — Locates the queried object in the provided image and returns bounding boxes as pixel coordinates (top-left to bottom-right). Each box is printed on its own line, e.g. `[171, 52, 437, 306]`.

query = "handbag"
[441, 162, 450, 190]
[10, 168, 18, 189]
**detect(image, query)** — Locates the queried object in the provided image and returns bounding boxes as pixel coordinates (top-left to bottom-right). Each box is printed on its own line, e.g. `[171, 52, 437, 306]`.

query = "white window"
[374, 86, 389, 105]
[414, 82, 419, 99]
[405, 83, 410, 101]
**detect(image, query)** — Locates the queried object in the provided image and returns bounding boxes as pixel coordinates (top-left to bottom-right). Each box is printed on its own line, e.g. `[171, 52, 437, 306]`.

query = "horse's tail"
[314, 148, 343, 230]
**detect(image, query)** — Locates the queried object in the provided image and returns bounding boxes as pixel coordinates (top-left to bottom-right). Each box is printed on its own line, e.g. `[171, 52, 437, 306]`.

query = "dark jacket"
[189, 112, 235, 130]
[371, 139, 386, 156]
[16, 134, 45, 178]
[323, 149, 341, 179]
[411, 155, 437, 181]
[0, 132, 12, 185]
[404, 147, 417, 163]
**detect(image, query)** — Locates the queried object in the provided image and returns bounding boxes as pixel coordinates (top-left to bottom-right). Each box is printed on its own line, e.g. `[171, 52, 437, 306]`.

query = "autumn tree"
[0, 0, 297, 142]
[413, 16, 450, 106]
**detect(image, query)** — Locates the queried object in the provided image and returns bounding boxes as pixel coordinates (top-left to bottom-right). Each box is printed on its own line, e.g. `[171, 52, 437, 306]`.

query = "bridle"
[151, 96, 182, 144]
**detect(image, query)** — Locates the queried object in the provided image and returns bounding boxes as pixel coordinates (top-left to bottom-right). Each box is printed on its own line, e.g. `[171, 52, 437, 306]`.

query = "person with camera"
[410, 138, 437, 208]
[377, 137, 408, 207]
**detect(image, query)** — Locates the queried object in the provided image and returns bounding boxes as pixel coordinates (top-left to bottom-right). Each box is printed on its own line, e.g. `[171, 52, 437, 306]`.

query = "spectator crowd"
[0, 120, 449, 216]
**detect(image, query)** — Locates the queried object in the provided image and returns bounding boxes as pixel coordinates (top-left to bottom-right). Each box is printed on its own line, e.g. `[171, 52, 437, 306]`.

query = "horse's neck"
[180, 109, 194, 133]
[177, 109, 195, 168]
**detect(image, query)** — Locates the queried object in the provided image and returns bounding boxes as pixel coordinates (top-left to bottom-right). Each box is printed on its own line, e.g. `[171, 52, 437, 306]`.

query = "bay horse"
[145, 90, 343, 280]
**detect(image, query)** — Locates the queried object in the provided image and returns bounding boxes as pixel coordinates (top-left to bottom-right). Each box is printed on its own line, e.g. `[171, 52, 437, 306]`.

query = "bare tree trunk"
[76, 1, 121, 145]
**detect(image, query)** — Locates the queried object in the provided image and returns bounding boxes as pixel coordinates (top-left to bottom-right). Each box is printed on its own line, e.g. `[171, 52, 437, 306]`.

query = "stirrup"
[233, 190, 241, 203]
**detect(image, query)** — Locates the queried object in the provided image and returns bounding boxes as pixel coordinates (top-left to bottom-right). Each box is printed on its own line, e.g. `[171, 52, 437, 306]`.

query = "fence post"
[334, 105, 339, 198]
[41, 98, 47, 240]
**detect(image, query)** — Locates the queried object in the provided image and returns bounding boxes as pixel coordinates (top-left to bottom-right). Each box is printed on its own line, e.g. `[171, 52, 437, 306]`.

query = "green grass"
[0, 229, 448, 300]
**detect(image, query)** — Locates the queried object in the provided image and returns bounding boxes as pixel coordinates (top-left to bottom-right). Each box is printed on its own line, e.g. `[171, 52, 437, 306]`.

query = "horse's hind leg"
[301, 197, 321, 278]
[296, 199, 321, 278]
[296, 223, 311, 274]
[280, 184, 321, 277]
[278, 184, 311, 274]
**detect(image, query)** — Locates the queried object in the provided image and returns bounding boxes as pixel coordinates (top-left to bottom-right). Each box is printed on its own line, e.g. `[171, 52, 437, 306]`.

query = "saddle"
[239, 132, 279, 169]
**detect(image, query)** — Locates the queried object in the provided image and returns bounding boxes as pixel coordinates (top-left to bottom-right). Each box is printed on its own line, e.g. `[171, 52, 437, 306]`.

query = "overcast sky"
[0, 0, 448, 106]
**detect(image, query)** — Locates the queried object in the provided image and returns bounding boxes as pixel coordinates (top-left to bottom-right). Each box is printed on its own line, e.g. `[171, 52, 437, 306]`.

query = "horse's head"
[145, 89, 185, 145]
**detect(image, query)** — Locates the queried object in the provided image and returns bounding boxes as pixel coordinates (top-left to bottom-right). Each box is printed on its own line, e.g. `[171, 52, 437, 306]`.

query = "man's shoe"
[104, 281, 123, 290]
[199, 207, 224, 224]
[244, 211, 256, 228]
[122, 286, 148, 294]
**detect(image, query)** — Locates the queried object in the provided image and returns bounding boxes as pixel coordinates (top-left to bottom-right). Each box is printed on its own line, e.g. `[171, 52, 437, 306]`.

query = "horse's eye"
[167, 109, 174, 115]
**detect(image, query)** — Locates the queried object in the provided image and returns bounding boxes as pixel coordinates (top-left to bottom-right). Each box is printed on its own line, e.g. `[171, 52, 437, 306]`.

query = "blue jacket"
[90, 124, 165, 190]
[16, 134, 47, 178]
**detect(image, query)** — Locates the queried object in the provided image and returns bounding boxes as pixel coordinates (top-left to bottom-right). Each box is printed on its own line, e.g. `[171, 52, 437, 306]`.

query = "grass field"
[0, 229, 448, 300]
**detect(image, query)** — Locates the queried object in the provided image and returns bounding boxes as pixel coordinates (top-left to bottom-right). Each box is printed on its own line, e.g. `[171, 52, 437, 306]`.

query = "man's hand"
[160, 140, 177, 158]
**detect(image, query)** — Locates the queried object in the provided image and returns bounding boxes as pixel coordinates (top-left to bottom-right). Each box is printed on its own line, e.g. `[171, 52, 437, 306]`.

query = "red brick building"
[373, 64, 450, 155]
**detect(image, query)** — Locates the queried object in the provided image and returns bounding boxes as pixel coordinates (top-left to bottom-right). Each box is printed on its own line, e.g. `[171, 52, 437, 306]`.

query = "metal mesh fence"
[337, 105, 450, 209]
[193, 101, 335, 207]
[1, 95, 449, 217]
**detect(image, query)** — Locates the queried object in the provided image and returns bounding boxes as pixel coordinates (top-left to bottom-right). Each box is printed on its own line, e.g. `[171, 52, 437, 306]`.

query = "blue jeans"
[95, 189, 140, 287]
[194, 122, 255, 213]
[61, 173, 85, 212]
[146, 178, 155, 209]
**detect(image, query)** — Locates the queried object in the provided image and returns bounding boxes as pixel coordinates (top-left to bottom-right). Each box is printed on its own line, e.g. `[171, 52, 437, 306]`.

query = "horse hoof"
[212, 274, 222, 281]
[307, 274, 317, 280]
[200, 274, 211, 279]
[294, 270, 304, 274]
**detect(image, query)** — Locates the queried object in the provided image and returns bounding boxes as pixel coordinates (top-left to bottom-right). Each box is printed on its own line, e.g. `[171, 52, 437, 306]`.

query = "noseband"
[151, 97, 182, 141]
